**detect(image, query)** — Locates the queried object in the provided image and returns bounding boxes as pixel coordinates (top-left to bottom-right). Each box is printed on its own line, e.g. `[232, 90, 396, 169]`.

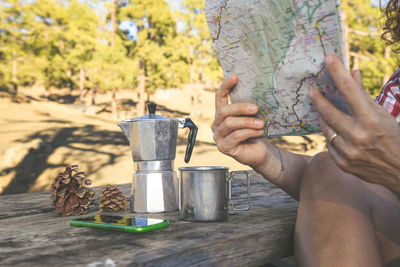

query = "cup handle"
[228, 171, 251, 211]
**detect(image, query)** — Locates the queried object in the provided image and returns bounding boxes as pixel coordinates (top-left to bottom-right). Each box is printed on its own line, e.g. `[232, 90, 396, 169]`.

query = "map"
[205, 0, 349, 136]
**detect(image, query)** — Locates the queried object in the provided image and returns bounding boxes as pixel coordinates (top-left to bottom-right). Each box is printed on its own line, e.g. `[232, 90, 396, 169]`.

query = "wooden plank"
[0, 171, 282, 219]
[0, 191, 55, 219]
[0, 184, 131, 220]
[0, 172, 298, 266]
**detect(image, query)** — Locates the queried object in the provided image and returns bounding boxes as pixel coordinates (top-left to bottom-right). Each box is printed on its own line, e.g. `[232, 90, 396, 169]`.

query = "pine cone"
[99, 184, 128, 212]
[50, 165, 95, 216]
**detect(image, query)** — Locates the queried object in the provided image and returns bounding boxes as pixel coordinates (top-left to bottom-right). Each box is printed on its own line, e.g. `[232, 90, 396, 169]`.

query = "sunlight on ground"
[0, 87, 326, 195]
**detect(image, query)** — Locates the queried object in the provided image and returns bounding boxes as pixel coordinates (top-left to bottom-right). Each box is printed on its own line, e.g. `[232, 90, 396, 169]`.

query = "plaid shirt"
[376, 68, 400, 124]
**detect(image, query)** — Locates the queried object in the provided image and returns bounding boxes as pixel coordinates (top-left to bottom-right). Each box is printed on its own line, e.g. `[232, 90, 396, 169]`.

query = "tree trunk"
[12, 50, 18, 94]
[110, 0, 117, 118]
[44, 87, 49, 101]
[195, 66, 204, 118]
[112, 88, 118, 120]
[91, 88, 97, 106]
[79, 68, 85, 103]
[11, 18, 18, 95]
[137, 59, 146, 116]
[189, 45, 195, 118]
[66, 69, 73, 92]
[111, 0, 116, 48]
[195, 47, 208, 119]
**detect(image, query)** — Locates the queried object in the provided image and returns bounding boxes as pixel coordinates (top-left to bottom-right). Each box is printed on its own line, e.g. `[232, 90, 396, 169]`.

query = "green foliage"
[0, 0, 34, 87]
[173, 0, 223, 85]
[342, 0, 399, 96]
[87, 42, 136, 91]
[64, 0, 98, 66]
[117, 0, 181, 93]
[0, 0, 396, 100]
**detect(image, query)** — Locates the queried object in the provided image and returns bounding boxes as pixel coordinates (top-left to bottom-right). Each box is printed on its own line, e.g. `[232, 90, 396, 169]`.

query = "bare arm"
[254, 145, 310, 200]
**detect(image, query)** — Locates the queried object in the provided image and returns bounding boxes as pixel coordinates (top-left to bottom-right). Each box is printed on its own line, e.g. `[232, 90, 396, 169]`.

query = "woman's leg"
[295, 152, 400, 267]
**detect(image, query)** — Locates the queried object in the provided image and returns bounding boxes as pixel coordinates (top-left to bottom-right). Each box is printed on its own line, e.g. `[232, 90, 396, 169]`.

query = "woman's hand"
[211, 75, 276, 172]
[309, 55, 400, 194]
[212, 75, 310, 199]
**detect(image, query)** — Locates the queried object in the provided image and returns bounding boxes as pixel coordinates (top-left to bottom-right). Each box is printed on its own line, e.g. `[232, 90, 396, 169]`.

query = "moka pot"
[118, 103, 197, 213]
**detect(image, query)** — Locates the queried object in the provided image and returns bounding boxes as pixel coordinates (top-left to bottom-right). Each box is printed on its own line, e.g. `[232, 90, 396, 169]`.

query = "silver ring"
[329, 132, 338, 143]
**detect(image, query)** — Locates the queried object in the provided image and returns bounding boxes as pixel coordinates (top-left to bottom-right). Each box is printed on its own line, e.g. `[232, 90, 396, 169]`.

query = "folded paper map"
[205, 0, 349, 136]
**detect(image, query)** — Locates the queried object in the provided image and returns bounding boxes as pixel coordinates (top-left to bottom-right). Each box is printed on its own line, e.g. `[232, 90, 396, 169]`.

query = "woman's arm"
[255, 146, 310, 201]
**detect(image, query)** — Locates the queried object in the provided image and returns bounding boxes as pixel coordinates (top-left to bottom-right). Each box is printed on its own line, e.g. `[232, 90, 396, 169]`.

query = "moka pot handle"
[182, 118, 198, 163]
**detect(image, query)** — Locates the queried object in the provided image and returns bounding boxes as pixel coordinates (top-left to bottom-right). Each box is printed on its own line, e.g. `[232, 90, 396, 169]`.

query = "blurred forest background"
[1, 0, 398, 114]
[1, 0, 224, 119]
[0, 0, 398, 194]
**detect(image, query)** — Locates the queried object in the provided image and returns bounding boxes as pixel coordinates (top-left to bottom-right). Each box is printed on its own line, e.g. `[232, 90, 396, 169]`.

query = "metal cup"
[178, 167, 251, 222]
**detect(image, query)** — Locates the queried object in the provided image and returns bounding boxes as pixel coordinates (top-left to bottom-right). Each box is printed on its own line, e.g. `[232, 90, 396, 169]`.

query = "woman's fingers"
[215, 75, 238, 111]
[215, 115, 265, 139]
[309, 86, 352, 135]
[351, 69, 362, 87]
[213, 75, 259, 131]
[324, 55, 370, 116]
[319, 114, 349, 172]
[217, 128, 265, 154]
[318, 115, 346, 154]
[213, 102, 259, 129]
[318, 115, 335, 142]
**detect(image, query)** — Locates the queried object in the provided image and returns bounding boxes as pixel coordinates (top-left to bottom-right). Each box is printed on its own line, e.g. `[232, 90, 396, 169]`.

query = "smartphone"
[70, 214, 169, 233]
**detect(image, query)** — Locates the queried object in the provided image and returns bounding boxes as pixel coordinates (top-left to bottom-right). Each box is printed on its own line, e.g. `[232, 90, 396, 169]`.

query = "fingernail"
[325, 55, 334, 65]
[254, 119, 264, 127]
[247, 104, 257, 112]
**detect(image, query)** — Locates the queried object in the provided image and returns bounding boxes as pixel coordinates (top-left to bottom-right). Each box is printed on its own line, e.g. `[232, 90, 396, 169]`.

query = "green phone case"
[70, 215, 169, 233]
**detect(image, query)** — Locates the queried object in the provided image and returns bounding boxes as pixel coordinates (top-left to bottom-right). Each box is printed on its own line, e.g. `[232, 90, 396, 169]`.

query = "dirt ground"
[0, 85, 327, 195]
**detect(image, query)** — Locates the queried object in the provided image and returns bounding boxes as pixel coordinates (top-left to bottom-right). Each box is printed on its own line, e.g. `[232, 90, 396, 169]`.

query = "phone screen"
[73, 215, 166, 227]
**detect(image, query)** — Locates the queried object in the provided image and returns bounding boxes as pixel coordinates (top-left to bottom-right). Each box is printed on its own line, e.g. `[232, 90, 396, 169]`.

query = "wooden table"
[0, 171, 298, 266]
